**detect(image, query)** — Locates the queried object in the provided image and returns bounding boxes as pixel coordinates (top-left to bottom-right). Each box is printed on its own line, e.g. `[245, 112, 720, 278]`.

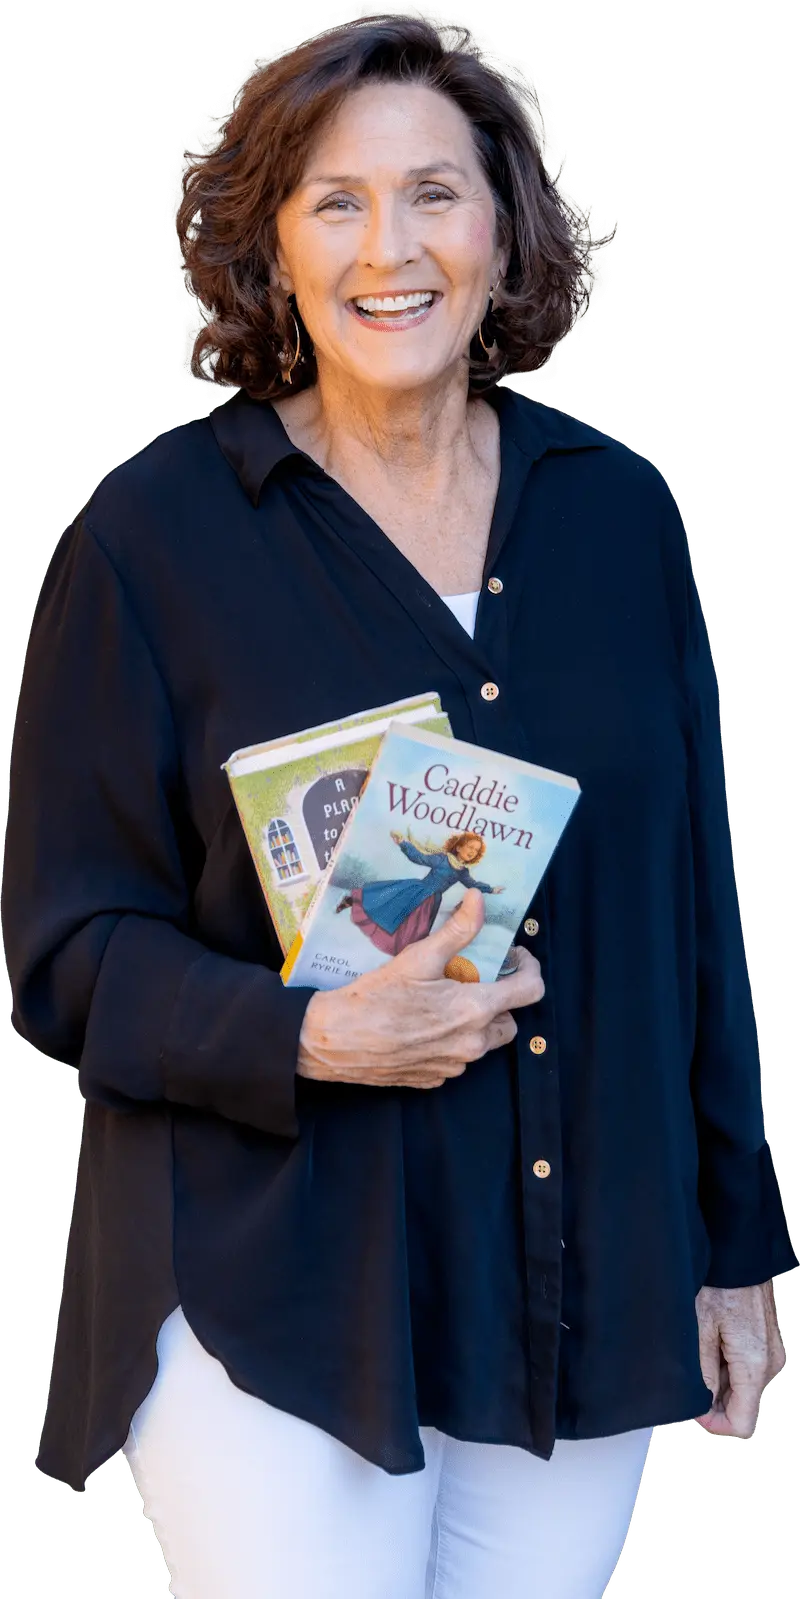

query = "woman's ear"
[493, 254, 509, 291]
[270, 270, 296, 295]
[269, 247, 293, 297]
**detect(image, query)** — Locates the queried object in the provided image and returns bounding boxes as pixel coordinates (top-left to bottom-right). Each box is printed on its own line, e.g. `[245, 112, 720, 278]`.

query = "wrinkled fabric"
[2, 381, 796, 1492]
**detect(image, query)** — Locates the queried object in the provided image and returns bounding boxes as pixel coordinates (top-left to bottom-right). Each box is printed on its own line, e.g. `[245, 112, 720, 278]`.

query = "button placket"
[515, 878, 563, 1455]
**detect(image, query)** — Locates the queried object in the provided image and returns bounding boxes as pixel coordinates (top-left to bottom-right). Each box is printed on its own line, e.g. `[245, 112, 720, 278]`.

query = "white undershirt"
[440, 589, 480, 638]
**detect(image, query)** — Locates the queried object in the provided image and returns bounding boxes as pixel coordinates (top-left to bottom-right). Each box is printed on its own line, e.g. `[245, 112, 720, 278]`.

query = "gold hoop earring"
[280, 305, 302, 384]
[477, 282, 499, 357]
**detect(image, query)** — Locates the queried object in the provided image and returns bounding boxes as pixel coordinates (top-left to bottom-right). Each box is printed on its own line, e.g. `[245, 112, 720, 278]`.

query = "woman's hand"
[491, 885, 505, 894]
[297, 887, 544, 1089]
[694, 1280, 787, 1437]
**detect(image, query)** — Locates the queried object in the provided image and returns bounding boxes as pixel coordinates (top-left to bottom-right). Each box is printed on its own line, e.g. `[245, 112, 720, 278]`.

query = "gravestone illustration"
[302, 768, 368, 870]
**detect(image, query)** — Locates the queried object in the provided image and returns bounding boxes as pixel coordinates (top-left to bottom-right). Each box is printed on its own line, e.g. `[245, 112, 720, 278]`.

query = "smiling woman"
[271, 74, 522, 396]
[176, 18, 611, 399]
[4, 11, 796, 1599]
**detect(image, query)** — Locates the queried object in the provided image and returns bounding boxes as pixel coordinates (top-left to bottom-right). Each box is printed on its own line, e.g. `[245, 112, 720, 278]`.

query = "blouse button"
[487, 576, 503, 594]
[480, 682, 500, 701]
[533, 1159, 551, 1179]
[524, 917, 539, 936]
[529, 1035, 547, 1054]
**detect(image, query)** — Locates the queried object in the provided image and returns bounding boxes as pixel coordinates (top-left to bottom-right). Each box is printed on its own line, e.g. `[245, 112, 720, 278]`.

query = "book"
[280, 720, 581, 989]
[222, 693, 453, 955]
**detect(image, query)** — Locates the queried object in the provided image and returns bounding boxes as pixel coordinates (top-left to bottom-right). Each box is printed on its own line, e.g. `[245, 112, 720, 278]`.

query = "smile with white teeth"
[351, 290, 436, 319]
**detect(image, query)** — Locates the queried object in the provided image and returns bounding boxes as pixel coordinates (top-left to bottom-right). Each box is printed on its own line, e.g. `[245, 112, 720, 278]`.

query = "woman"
[2, 14, 796, 1599]
[337, 827, 505, 955]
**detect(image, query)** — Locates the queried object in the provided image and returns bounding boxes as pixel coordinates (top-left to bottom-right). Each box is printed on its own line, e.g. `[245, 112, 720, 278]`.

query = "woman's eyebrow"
[303, 161, 468, 186]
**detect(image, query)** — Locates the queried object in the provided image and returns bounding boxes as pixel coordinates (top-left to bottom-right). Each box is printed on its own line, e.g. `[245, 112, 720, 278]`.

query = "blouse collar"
[208, 381, 611, 510]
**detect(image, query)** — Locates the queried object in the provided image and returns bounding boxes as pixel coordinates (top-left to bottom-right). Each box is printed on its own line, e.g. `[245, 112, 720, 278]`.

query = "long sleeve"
[1, 514, 316, 1141]
[461, 872, 494, 894]
[674, 495, 798, 1287]
[397, 838, 434, 867]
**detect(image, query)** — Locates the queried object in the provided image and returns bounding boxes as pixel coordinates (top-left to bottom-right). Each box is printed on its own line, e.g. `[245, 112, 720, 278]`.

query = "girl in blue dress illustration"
[335, 827, 505, 955]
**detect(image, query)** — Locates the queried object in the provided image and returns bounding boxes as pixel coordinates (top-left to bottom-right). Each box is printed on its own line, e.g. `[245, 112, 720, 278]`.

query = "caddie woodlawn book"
[222, 693, 453, 956]
[280, 721, 582, 990]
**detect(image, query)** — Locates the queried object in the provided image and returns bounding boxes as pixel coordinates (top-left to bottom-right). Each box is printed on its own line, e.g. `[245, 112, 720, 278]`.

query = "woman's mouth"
[346, 291, 442, 331]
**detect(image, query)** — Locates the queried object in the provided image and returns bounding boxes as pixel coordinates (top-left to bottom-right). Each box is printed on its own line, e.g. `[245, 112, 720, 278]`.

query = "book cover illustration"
[281, 720, 581, 990]
[222, 693, 452, 956]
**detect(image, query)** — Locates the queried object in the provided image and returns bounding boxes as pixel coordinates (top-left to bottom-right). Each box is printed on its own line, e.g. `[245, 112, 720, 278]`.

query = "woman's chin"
[335, 347, 451, 390]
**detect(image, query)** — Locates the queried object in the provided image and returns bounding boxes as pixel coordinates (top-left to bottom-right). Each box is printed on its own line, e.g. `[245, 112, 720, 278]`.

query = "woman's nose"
[355, 195, 421, 270]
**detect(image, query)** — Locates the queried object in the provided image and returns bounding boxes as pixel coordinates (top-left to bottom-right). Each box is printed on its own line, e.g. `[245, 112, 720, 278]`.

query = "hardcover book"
[281, 720, 581, 989]
[223, 693, 453, 956]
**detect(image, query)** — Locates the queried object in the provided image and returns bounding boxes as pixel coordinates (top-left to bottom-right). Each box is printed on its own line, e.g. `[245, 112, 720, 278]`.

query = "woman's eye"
[317, 196, 354, 212]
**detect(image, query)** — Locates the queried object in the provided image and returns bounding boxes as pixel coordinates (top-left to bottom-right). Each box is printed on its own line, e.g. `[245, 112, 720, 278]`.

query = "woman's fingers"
[362, 1063, 467, 1088]
[388, 961, 537, 1070]
[485, 1010, 518, 1049]
[476, 947, 544, 1016]
[297, 941, 544, 1090]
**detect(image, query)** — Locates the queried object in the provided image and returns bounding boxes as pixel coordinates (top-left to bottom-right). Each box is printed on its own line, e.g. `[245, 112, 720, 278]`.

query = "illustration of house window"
[264, 818, 309, 885]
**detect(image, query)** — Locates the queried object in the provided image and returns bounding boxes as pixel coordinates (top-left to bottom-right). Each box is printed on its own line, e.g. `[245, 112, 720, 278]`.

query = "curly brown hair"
[177, 14, 614, 401]
[444, 831, 487, 862]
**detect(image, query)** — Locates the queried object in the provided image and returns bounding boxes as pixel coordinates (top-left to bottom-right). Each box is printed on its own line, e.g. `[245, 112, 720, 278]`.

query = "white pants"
[123, 1306, 652, 1599]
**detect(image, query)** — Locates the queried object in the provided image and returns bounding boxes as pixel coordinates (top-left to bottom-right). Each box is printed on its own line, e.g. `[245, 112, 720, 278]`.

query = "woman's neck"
[271, 370, 491, 497]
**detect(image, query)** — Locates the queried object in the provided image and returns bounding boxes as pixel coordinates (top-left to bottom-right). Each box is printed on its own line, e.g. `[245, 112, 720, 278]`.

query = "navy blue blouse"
[2, 381, 796, 1491]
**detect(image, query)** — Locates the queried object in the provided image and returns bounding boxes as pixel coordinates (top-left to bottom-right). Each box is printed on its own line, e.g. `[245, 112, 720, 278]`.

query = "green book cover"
[223, 693, 453, 955]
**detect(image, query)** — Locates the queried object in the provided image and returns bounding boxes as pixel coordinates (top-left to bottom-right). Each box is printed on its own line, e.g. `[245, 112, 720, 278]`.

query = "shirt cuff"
[78, 915, 317, 1141]
[698, 1140, 799, 1287]
[162, 949, 317, 1140]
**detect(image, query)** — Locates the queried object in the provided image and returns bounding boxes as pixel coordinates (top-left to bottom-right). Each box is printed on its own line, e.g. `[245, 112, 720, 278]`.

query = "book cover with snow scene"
[281, 720, 581, 990]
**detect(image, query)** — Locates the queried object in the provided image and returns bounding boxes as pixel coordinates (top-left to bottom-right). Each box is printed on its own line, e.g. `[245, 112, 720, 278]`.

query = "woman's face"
[273, 82, 507, 394]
